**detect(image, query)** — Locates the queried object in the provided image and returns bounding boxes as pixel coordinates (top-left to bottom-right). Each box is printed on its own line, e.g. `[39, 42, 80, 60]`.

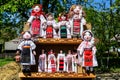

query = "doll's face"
[47, 15, 53, 21]
[60, 50, 63, 53]
[73, 14, 79, 19]
[61, 15, 66, 20]
[73, 6, 81, 14]
[33, 6, 41, 12]
[73, 6, 80, 13]
[23, 32, 31, 39]
[83, 32, 92, 41]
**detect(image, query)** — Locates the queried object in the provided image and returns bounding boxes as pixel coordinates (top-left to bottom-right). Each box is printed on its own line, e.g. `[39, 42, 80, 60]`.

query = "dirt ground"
[0, 61, 21, 80]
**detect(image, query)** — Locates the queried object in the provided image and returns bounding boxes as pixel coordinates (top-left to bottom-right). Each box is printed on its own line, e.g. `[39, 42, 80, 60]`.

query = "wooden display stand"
[19, 38, 96, 80]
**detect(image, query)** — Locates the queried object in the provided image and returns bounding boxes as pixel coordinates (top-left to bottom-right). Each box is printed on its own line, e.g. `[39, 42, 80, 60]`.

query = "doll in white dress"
[47, 49, 57, 73]
[68, 5, 86, 38]
[57, 50, 66, 73]
[38, 49, 47, 72]
[57, 12, 71, 38]
[16, 31, 36, 75]
[66, 50, 74, 73]
[77, 30, 98, 75]
[45, 13, 58, 38]
[26, 4, 46, 38]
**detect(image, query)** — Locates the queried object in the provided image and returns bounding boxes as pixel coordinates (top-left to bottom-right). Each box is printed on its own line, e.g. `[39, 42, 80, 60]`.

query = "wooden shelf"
[36, 38, 82, 45]
[19, 72, 96, 79]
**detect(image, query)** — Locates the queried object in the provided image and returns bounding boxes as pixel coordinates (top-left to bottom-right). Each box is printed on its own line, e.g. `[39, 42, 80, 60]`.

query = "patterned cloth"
[73, 19, 81, 35]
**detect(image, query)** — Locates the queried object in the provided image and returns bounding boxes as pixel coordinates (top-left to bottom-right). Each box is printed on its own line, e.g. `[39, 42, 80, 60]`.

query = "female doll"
[57, 12, 71, 38]
[72, 50, 78, 73]
[26, 4, 46, 38]
[47, 49, 56, 73]
[57, 50, 66, 73]
[68, 5, 86, 38]
[16, 31, 36, 75]
[45, 13, 58, 38]
[77, 30, 98, 75]
[38, 49, 47, 72]
[66, 50, 74, 73]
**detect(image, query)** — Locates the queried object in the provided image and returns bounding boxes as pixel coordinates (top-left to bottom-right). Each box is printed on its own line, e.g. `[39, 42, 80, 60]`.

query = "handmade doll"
[72, 50, 78, 73]
[16, 31, 36, 75]
[57, 50, 66, 73]
[66, 50, 74, 73]
[45, 13, 58, 38]
[47, 49, 56, 73]
[38, 49, 47, 72]
[68, 5, 86, 38]
[26, 4, 46, 38]
[14, 52, 21, 63]
[57, 12, 71, 38]
[77, 30, 98, 75]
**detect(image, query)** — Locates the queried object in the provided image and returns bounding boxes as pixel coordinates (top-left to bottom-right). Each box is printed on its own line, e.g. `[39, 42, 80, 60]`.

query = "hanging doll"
[57, 50, 66, 73]
[66, 50, 75, 73]
[16, 31, 36, 75]
[57, 12, 71, 38]
[26, 4, 46, 38]
[38, 49, 47, 72]
[45, 13, 58, 38]
[47, 49, 56, 73]
[77, 30, 98, 75]
[68, 5, 86, 38]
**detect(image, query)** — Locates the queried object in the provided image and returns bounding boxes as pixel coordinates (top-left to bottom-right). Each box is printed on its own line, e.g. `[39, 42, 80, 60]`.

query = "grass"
[0, 58, 14, 67]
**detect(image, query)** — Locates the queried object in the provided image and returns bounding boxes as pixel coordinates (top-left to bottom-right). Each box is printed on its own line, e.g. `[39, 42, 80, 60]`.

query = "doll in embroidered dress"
[68, 5, 86, 38]
[57, 12, 71, 38]
[72, 50, 78, 73]
[16, 31, 36, 75]
[45, 13, 58, 38]
[57, 50, 66, 73]
[77, 30, 98, 75]
[47, 49, 56, 73]
[25, 4, 46, 38]
[38, 49, 47, 72]
[66, 50, 74, 73]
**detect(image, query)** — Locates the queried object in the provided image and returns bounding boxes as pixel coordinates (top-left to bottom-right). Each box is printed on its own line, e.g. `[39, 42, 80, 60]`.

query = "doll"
[16, 31, 36, 75]
[57, 12, 71, 38]
[57, 50, 66, 73]
[45, 13, 58, 38]
[66, 50, 74, 73]
[72, 50, 78, 73]
[47, 49, 56, 73]
[26, 4, 46, 38]
[14, 52, 21, 63]
[77, 30, 98, 75]
[68, 5, 86, 38]
[38, 49, 47, 72]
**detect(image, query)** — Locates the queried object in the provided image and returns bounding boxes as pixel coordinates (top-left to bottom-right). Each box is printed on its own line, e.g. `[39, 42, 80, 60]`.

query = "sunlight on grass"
[0, 58, 14, 67]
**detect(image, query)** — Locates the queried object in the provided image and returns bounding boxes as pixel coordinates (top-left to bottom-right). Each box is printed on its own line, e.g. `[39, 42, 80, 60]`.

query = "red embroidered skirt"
[32, 19, 40, 35]
[46, 25, 53, 38]
[73, 19, 81, 34]
[84, 49, 93, 66]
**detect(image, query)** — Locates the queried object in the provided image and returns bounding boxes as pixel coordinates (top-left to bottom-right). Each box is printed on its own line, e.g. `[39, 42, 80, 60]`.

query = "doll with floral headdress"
[57, 12, 71, 38]
[68, 5, 86, 38]
[77, 30, 98, 75]
[16, 31, 36, 75]
[38, 49, 47, 72]
[47, 49, 56, 73]
[25, 4, 46, 38]
[45, 13, 58, 38]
